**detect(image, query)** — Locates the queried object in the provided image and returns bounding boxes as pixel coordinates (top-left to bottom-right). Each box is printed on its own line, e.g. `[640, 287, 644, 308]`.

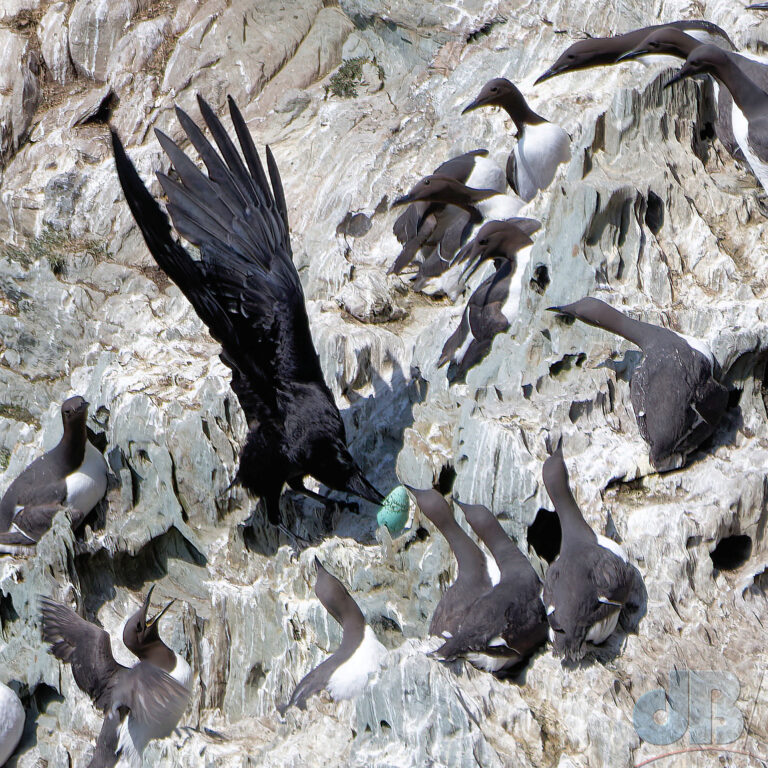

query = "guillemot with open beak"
[404, 485, 493, 639]
[40, 587, 191, 767]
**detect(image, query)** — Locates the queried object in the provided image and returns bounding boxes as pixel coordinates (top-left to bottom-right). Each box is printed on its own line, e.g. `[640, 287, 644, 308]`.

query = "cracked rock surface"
[1, 1, 768, 766]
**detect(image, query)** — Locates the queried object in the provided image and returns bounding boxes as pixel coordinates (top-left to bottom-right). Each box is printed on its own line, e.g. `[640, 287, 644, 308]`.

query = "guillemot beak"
[616, 48, 648, 63]
[147, 599, 175, 628]
[663, 69, 687, 89]
[534, 66, 559, 85]
[461, 97, 484, 114]
[392, 193, 415, 207]
[140, 584, 155, 622]
[748, 2, 768, 9]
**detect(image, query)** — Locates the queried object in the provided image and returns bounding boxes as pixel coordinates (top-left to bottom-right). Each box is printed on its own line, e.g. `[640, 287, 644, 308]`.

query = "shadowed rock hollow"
[1, 1, 768, 766]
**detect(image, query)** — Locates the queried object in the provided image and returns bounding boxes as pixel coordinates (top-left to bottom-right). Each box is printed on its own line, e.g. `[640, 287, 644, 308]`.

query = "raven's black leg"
[287, 478, 359, 514]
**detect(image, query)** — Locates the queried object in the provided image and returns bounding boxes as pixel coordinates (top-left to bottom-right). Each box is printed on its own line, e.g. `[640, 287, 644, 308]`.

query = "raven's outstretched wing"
[112, 95, 331, 426]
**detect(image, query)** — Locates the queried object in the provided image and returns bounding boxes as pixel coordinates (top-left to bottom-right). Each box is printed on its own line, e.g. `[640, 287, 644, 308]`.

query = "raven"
[112, 95, 384, 544]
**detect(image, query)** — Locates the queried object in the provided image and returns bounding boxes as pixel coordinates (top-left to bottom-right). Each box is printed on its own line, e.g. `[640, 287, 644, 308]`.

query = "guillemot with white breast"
[618, 27, 768, 164]
[462, 79, 571, 202]
[0, 396, 107, 555]
[664, 44, 768, 194]
[541, 442, 634, 661]
[434, 500, 547, 673]
[549, 298, 729, 470]
[40, 587, 191, 767]
[281, 557, 386, 712]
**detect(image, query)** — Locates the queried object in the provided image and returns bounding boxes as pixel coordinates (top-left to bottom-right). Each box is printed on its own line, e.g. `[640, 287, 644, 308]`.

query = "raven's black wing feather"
[112, 96, 331, 426]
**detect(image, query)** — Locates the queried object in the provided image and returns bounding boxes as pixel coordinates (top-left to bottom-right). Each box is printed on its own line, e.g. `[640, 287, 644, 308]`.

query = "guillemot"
[0, 396, 107, 555]
[391, 149, 506, 281]
[664, 44, 768, 194]
[391, 175, 522, 298]
[112, 95, 384, 548]
[462, 79, 571, 202]
[40, 587, 191, 768]
[0, 681, 24, 765]
[549, 297, 729, 470]
[618, 27, 768, 164]
[435, 500, 547, 672]
[281, 558, 386, 711]
[534, 21, 734, 84]
[541, 442, 634, 661]
[404, 485, 493, 639]
[438, 218, 540, 381]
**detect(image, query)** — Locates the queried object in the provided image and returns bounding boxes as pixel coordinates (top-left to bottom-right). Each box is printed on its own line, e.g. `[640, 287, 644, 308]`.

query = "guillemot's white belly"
[0, 682, 24, 766]
[731, 102, 768, 194]
[327, 626, 387, 701]
[65, 441, 107, 514]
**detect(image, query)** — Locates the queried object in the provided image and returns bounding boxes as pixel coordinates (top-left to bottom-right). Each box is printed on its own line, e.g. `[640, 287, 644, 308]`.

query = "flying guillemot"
[664, 44, 768, 194]
[438, 217, 541, 381]
[404, 486, 493, 639]
[434, 500, 547, 673]
[391, 149, 506, 281]
[391, 175, 522, 298]
[534, 21, 734, 84]
[281, 558, 386, 712]
[40, 587, 191, 768]
[617, 27, 768, 164]
[112, 95, 385, 549]
[0, 681, 24, 766]
[541, 442, 634, 661]
[0, 396, 107, 555]
[549, 297, 729, 470]
[462, 79, 571, 202]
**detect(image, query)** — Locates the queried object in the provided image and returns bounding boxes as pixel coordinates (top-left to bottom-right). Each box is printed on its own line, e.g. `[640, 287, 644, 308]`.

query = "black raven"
[111, 95, 384, 543]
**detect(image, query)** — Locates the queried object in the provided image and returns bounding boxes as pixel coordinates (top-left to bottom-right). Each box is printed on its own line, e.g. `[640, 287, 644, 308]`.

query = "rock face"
[1, 1, 768, 767]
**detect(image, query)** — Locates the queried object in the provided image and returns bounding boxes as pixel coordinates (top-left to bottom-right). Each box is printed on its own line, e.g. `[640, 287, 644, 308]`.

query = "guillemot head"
[61, 395, 89, 428]
[402, 485, 453, 528]
[123, 585, 175, 655]
[664, 44, 729, 88]
[617, 27, 697, 63]
[535, 39, 615, 84]
[462, 78, 522, 113]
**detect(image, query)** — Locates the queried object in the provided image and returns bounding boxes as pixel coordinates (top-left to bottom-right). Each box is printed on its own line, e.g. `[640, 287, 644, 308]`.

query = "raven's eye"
[424, 179, 430, 185]
[567, 54, 575, 60]
[490, 86, 498, 92]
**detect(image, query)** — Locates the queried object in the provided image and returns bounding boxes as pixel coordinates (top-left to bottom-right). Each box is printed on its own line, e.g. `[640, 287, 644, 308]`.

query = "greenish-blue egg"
[376, 485, 410, 534]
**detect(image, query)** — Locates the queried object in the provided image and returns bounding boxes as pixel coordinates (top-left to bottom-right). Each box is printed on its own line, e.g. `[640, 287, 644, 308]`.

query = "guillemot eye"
[424, 179, 430, 185]
[479, 238, 489, 245]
